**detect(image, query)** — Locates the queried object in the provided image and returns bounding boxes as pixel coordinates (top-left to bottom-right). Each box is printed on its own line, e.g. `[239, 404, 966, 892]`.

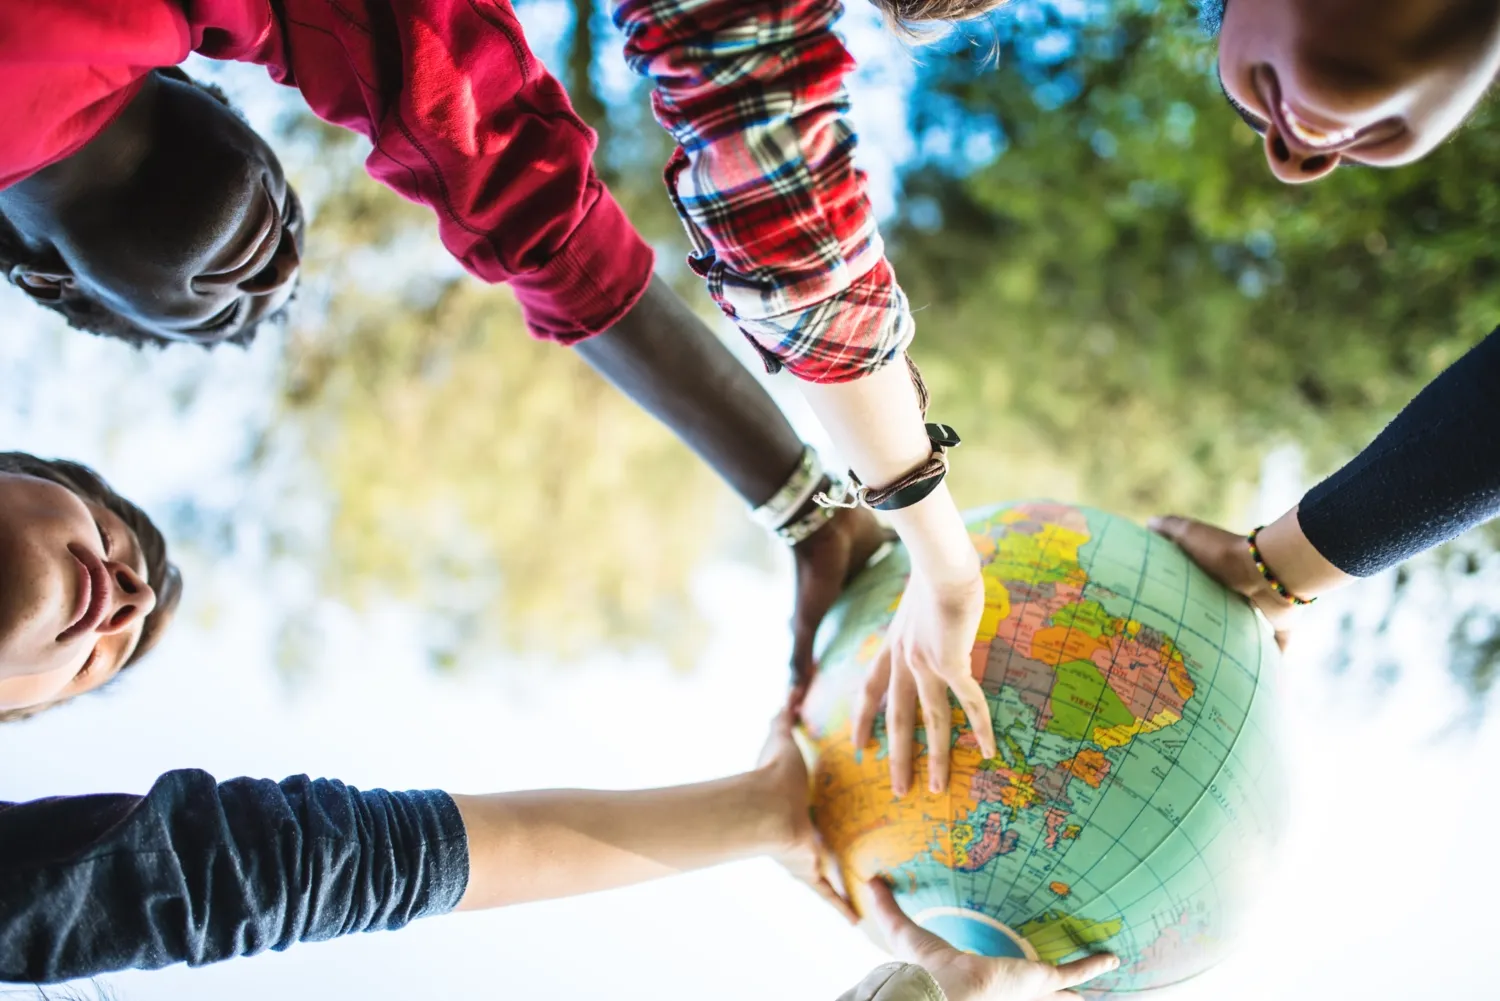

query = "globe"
[802, 501, 1285, 995]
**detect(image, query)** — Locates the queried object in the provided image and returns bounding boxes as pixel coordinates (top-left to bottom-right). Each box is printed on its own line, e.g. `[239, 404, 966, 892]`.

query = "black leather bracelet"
[871, 468, 948, 511]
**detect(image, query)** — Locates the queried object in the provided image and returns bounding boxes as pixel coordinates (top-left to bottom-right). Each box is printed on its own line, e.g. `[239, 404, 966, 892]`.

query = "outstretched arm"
[616, 0, 996, 795]
[0, 713, 840, 984]
[578, 276, 890, 684]
[1153, 326, 1500, 645]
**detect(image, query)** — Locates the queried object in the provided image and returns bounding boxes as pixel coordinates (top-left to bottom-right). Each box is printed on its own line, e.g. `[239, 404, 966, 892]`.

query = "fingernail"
[1146, 516, 1163, 531]
[1104, 955, 1120, 971]
[930, 778, 942, 793]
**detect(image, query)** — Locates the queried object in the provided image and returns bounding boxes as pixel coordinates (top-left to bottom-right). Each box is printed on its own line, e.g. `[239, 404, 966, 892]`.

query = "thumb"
[790, 567, 844, 692]
[866, 878, 949, 963]
[1147, 514, 1192, 544]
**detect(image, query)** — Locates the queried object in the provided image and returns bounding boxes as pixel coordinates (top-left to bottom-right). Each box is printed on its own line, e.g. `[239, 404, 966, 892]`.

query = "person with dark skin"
[7, 0, 1498, 791]
[0, 3, 885, 693]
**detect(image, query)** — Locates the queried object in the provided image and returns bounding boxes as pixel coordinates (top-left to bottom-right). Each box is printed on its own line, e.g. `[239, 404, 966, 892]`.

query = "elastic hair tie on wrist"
[1246, 527, 1316, 606]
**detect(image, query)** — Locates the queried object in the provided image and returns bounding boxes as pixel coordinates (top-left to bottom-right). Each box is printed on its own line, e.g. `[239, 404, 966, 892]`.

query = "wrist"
[1254, 506, 1356, 602]
[885, 482, 979, 586]
[739, 767, 801, 854]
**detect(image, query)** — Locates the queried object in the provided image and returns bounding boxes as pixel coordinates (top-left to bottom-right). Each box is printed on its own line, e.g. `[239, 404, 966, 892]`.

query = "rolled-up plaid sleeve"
[615, 0, 915, 383]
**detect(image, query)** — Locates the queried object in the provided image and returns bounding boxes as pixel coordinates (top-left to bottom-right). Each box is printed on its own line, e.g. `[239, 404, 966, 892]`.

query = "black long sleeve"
[1299, 327, 1500, 576]
[0, 769, 469, 983]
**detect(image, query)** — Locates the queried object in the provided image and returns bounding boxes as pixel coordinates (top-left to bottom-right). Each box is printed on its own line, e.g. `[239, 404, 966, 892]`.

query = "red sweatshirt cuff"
[506, 179, 656, 344]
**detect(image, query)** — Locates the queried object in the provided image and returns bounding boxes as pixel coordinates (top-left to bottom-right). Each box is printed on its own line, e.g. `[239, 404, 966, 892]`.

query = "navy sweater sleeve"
[0, 769, 469, 983]
[1299, 327, 1500, 576]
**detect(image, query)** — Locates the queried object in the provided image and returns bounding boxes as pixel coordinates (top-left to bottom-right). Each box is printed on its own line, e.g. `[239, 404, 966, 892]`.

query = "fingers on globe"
[866, 878, 944, 960]
[950, 673, 997, 759]
[887, 665, 920, 796]
[917, 672, 953, 793]
[787, 588, 825, 693]
[853, 646, 893, 752]
[1146, 514, 1187, 540]
[1050, 952, 1121, 992]
[808, 869, 859, 924]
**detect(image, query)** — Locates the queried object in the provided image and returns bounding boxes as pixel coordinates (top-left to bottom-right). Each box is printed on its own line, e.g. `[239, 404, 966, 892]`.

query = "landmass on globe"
[800, 502, 1285, 995]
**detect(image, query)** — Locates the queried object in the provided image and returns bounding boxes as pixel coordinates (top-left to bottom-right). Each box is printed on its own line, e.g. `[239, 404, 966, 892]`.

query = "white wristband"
[749, 447, 824, 531]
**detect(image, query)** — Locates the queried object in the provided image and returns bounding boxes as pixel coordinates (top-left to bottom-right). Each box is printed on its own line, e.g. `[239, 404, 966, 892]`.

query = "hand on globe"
[866, 879, 1119, 1001]
[789, 506, 893, 708]
[756, 704, 859, 923]
[853, 566, 997, 796]
[1148, 515, 1302, 650]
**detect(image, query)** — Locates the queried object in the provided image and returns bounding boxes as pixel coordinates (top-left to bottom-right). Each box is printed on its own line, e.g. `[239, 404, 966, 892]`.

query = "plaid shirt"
[615, 0, 914, 384]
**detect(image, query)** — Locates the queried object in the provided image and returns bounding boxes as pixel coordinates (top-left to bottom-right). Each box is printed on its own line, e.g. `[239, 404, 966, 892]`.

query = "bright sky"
[2, 8, 1498, 1000]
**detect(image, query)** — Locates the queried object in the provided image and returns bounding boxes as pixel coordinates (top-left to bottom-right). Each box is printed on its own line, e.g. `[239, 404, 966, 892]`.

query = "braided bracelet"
[814, 422, 961, 514]
[1246, 527, 1316, 606]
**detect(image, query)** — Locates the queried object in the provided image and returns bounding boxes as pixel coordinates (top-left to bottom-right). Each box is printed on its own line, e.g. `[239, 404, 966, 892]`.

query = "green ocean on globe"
[801, 501, 1285, 995]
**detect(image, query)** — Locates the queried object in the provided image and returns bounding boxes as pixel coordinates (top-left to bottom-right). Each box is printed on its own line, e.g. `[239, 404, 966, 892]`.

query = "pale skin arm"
[454, 774, 780, 909]
[454, 709, 852, 917]
[799, 359, 998, 797]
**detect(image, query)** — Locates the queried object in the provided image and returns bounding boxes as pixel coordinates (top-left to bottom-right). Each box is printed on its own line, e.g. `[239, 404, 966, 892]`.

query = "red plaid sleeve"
[615, 0, 915, 383]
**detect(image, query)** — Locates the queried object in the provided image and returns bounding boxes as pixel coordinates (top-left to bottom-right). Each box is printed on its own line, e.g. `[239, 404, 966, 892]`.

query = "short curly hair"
[0, 453, 183, 723]
[0, 67, 278, 350]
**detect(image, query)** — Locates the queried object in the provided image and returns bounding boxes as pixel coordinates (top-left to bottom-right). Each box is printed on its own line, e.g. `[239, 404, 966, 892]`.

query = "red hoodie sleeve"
[0, 0, 649, 340]
[257, 0, 654, 341]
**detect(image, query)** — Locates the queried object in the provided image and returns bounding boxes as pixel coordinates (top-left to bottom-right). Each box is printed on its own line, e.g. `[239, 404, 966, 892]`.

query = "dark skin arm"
[577, 275, 887, 689]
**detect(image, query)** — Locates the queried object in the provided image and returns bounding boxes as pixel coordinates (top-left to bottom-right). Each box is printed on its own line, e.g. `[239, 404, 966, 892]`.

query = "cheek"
[0, 662, 74, 713]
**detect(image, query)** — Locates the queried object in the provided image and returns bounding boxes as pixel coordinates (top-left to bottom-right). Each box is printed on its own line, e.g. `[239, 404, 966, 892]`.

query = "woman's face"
[1218, 0, 1500, 183]
[0, 473, 157, 712]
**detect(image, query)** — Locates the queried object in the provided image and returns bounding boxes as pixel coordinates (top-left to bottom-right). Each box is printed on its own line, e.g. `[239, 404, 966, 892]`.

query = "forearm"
[578, 274, 806, 507]
[798, 360, 977, 582]
[1295, 326, 1500, 579]
[454, 767, 782, 910]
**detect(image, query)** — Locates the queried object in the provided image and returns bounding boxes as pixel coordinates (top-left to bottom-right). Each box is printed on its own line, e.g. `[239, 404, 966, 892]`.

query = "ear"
[8, 263, 75, 303]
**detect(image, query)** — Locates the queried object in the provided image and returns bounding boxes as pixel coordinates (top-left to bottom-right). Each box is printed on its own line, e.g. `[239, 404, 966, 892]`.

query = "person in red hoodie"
[0, 0, 887, 687]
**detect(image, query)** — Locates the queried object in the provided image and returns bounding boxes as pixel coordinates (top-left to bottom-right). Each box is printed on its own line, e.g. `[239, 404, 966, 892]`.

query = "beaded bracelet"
[1246, 527, 1316, 606]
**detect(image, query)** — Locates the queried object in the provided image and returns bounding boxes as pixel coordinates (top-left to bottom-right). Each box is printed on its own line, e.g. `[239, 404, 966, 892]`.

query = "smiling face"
[2, 70, 304, 346]
[0, 473, 159, 712]
[1217, 0, 1500, 183]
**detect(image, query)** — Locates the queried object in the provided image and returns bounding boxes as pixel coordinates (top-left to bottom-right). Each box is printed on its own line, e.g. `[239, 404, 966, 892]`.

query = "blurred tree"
[273, 118, 723, 671]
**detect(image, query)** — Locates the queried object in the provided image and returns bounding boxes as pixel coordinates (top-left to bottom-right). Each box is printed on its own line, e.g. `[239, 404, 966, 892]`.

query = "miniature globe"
[802, 501, 1285, 995]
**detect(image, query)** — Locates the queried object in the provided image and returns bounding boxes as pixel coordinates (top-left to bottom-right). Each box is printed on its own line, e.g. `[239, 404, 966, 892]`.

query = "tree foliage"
[894, 1, 1500, 521]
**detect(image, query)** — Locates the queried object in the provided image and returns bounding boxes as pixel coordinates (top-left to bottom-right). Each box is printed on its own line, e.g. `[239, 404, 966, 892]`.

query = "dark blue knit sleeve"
[1299, 327, 1500, 576]
[0, 769, 469, 983]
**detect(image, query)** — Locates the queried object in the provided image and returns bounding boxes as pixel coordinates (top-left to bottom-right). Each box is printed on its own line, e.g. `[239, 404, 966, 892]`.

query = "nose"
[1263, 124, 1340, 185]
[95, 560, 158, 636]
[238, 223, 300, 296]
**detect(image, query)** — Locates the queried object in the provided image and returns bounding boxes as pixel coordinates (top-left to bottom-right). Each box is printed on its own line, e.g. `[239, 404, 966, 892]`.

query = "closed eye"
[1220, 79, 1268, 135]
[94, 517, 114, 557]
[75, 645, 102, 682]
[193, 299, 245, 334]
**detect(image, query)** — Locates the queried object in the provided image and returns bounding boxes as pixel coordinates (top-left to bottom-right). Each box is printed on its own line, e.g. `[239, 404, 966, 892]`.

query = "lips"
[58, 544, 110, 643]
[1254, 65, 1400, 157]
[200, 184, 283, 287]
[1277, 100, 1359, 150]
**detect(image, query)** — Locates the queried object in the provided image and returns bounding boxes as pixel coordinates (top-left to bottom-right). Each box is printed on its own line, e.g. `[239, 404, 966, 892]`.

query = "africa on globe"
[800, 502, 1285, 995]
